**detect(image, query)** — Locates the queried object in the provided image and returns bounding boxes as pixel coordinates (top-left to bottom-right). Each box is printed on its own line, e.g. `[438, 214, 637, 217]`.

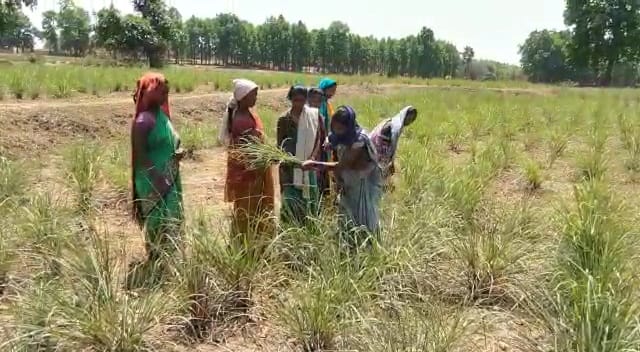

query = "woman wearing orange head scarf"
[131, 72, 184, 274]
[219, 79, 277, 251]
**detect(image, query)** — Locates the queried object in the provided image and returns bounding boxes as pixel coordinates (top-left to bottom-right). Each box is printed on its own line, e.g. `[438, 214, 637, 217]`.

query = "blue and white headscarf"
[328, 105, 362, 148]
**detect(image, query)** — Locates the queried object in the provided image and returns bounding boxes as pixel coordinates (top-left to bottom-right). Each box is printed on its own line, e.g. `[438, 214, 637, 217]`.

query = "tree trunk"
[601, 58, 615, 87]
[147, 49, 164, 68]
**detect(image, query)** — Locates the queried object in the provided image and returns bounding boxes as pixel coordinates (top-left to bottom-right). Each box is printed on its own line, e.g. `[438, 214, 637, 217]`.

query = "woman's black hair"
[307, 87, 324, 97]
[287, 85, 308, 101]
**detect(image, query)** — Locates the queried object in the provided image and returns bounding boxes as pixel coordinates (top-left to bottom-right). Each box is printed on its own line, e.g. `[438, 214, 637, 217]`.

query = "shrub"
[522, 158, 543, 190]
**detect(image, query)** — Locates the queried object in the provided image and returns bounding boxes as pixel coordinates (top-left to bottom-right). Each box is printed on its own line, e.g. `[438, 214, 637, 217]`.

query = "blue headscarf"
[318, 77, 337, 130]
[318, 77, 337, 91]
[328, 105, 362, 148]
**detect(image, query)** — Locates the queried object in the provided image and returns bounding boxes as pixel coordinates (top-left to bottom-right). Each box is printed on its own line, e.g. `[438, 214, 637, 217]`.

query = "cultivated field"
[1, 65, 639, 352]
[0, 61, 538, 101]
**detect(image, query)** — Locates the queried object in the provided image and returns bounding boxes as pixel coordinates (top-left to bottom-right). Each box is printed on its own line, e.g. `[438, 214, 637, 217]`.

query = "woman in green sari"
[130, 72, 184, 285]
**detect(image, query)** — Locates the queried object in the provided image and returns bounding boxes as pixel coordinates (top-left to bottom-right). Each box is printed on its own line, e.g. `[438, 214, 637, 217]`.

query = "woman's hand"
[152, 174, 172, 198]
[174, 148, 186, 162]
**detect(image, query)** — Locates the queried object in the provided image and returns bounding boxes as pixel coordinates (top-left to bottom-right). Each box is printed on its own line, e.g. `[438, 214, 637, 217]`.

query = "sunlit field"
[1, 81, 640, 351]
[0, 62, 540, 100]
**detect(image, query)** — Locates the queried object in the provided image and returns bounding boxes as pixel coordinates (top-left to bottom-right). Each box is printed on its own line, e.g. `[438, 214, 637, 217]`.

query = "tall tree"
[290, 20, 310, 71]
[564, 0, 640, 85]
[462, 46, 475, 79]
[167, 6, 187, 63]
[0, 0, 36, 34]
[57, 0, 91, 56]
[0, 9, 37, 52]
[95, 6, 123, 56]
[439, 41, 460, 78]
[213, 13, 243, 65]
[133, 0, 174, 67]
[260, 15, 291, 70]
[326, 21, 350, 72]
[119, 14, 158, 59]
[519, 29, 572, 83]
[236, 21, 255, 66]
[310, 28, 328, 71]
[41, 10, 58, 53]
[417, 27, 438, 77]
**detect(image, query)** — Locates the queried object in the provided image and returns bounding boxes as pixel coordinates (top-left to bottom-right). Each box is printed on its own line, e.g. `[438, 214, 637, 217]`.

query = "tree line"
[0, 0, 520, 80]
[519, 0, 640, 86]
[92, 0, 474, 78]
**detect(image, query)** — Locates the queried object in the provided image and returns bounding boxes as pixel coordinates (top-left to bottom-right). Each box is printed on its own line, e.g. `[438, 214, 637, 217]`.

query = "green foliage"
[88, 2, 523, 78]
[18, 193, 71, 276]
[522, 158, 543, 190]
[565, 0, 640, 86]
[519, 30, 573, 83]
[0, 5, 37, 52]
[6, 234, 180, 351]
[179, 122, 216, 154]
[0, 156, 25, 204]
[522, 0, 640, 86]
[64, 142, 102, 213]
[548, 181, 640, 351]
[101, 143, 130, 198]
[6, 82, 640, 352]
[56, 0, 91, 56]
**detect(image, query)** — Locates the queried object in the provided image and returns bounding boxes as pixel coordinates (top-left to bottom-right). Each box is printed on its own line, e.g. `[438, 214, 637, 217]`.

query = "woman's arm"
[304, 145, 371, 172]
[276, 115, 286, 149]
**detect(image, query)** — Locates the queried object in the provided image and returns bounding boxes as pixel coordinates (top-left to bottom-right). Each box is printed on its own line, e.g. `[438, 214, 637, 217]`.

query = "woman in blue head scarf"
[318, 78, 337, 129]
[315, 78, 338, 201]
[302, 105, 383, 249]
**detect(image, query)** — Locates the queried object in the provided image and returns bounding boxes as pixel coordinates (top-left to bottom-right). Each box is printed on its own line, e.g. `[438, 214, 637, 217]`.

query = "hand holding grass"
[230, 136, 302, 170]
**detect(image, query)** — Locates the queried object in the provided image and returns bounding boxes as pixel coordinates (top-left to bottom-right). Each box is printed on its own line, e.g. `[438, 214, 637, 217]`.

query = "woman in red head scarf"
[129, 72, 184, 286]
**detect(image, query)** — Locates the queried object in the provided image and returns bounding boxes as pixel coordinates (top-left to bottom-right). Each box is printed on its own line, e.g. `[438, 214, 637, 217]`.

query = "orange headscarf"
[133, 72, 170, 118]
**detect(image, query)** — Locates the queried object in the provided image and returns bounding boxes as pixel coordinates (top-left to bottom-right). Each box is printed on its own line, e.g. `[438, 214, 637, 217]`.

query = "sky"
[25, 0, 567, 65]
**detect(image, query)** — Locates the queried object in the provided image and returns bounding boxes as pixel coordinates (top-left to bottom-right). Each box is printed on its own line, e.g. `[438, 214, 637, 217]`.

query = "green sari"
[133, 109, 184, 262]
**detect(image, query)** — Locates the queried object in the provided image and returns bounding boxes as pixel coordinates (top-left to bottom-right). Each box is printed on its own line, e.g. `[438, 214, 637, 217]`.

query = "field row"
[0, 63, 538, 100]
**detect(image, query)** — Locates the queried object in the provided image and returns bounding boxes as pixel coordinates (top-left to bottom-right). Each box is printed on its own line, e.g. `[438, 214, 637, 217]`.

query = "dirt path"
[1, 84, 425, 157]
[1, 89, 289, 110]
[0, 83, 557, 111]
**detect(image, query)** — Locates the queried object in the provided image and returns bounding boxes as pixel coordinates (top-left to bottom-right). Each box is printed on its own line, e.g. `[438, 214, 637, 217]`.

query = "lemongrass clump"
[229, 136, 302, 170]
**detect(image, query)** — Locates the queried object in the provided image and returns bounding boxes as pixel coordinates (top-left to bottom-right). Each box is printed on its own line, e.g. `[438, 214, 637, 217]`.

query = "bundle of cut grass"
[229, 136, 302, 170]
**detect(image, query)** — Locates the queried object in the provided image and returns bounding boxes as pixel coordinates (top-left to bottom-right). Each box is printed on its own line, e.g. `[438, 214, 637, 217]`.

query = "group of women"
[129, 72, 417, 281]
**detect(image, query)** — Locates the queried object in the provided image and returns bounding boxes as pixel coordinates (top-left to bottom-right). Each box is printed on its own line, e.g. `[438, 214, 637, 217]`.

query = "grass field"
[1, 73, 640, 351]
[0, 61, 540, 100]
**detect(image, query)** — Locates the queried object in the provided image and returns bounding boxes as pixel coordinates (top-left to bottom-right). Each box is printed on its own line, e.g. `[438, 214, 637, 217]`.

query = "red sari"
[225, 109, 277, 244]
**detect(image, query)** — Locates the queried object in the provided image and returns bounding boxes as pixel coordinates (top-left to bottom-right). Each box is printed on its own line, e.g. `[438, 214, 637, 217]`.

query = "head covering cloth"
[219, 78, 259, 146]
[133, 72, 170, 118]
[328, 105, 362, 148]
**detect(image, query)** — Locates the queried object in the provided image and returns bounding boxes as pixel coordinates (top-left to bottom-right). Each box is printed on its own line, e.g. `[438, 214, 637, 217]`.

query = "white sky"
[25, 0, 566, 64]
